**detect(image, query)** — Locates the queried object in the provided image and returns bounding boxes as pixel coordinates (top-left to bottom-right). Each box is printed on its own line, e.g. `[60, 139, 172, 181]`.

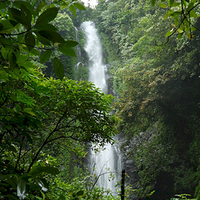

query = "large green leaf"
[13, 1, 34, 15]
[0, 20, 18, 31]
[36, 2, 47, 14]
[69, 5, 76, 18]
[65, 40, 79, 47]
[73, 2, 86, 10]
[40, 50, 52, 63]
[0, 37, 13, 46]
[159, 3, 168, 8]
[34, 23, 58, 32]
[58, 44, 76, 57]
[53, 57, 65, 80]
[36, 7, 59, 26]
[38, 30, 65, 43]
[34, 31, 51, 45]
[25, 32, 35, 51]
[8, 8, 21, 21]
[20, 5, 32, 28]
[8, 8, 29, 27]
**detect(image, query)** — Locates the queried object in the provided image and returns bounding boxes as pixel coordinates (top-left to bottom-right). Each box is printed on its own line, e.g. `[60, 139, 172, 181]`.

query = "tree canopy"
[0, 0, 119, 199]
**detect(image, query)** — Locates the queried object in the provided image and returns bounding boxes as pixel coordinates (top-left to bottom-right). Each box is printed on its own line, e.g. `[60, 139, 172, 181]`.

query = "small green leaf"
[187, 32, 194, 39]
[25, 32, 35, 51]
[159, 3, 168, 8]
[23, 108, 36, 116]
[170, 11, 182, 16]
[61, 2, 70, 10]
[36, 7, 59, 26]
[171, 2, 180, 7]
[177, 28, 184, 33]
[187, 2, 194, 11]
[165, 29, 174, 37]
[73, 3, 86, 10]
[164, 11, 169, 19]
[53, 57, 65, 80]
[189, 10, 197, 18]
[40, 50, 52, 63]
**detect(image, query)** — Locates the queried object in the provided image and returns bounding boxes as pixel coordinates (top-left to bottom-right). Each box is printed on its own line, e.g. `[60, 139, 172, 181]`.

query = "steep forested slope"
[92, 0, 200, 199]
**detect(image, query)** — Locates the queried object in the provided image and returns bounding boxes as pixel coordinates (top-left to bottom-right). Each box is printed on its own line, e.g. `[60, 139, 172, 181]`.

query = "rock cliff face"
[119, 124, 160, 199]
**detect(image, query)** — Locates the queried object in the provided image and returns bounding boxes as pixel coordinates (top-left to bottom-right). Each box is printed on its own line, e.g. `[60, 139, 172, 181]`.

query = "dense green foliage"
[89, 0, 200, 199]
[0, 0, 119, 199]
[152, 0, 200, 39]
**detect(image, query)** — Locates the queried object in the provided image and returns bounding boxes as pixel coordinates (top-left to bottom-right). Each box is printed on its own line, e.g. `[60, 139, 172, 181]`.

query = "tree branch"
[27, 109, 68, 173]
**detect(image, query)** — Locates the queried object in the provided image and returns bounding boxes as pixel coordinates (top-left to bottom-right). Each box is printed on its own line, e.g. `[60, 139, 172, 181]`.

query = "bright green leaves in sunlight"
[152, 0, 200, 39]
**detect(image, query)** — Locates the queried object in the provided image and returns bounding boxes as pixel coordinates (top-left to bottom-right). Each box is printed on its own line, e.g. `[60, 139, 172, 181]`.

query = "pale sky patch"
[81, 0, 99, 8]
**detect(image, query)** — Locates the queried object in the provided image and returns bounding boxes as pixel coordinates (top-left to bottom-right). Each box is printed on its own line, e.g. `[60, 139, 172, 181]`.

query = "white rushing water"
[81, 21, 121, 195]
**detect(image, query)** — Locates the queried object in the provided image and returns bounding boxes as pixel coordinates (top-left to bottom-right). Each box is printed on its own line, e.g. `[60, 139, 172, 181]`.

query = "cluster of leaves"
[151, 0, 200, 39]
[42, 12, 77, 79]
[0, 0, 86, 80]
[47, 175, 120, 200]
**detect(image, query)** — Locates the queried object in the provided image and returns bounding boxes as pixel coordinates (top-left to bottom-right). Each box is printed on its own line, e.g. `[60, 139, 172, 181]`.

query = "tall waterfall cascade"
[81, 21, 122, 195]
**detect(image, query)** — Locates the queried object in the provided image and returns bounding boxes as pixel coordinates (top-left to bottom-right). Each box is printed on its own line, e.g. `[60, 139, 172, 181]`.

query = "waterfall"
[81, 21, 122, 195]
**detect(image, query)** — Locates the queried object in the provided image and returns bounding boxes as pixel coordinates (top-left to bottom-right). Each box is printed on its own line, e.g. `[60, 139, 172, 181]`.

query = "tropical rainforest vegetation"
[91, 0, 200, 199]
[0, 0, 118, 199]
[1, 0, 200, 199]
